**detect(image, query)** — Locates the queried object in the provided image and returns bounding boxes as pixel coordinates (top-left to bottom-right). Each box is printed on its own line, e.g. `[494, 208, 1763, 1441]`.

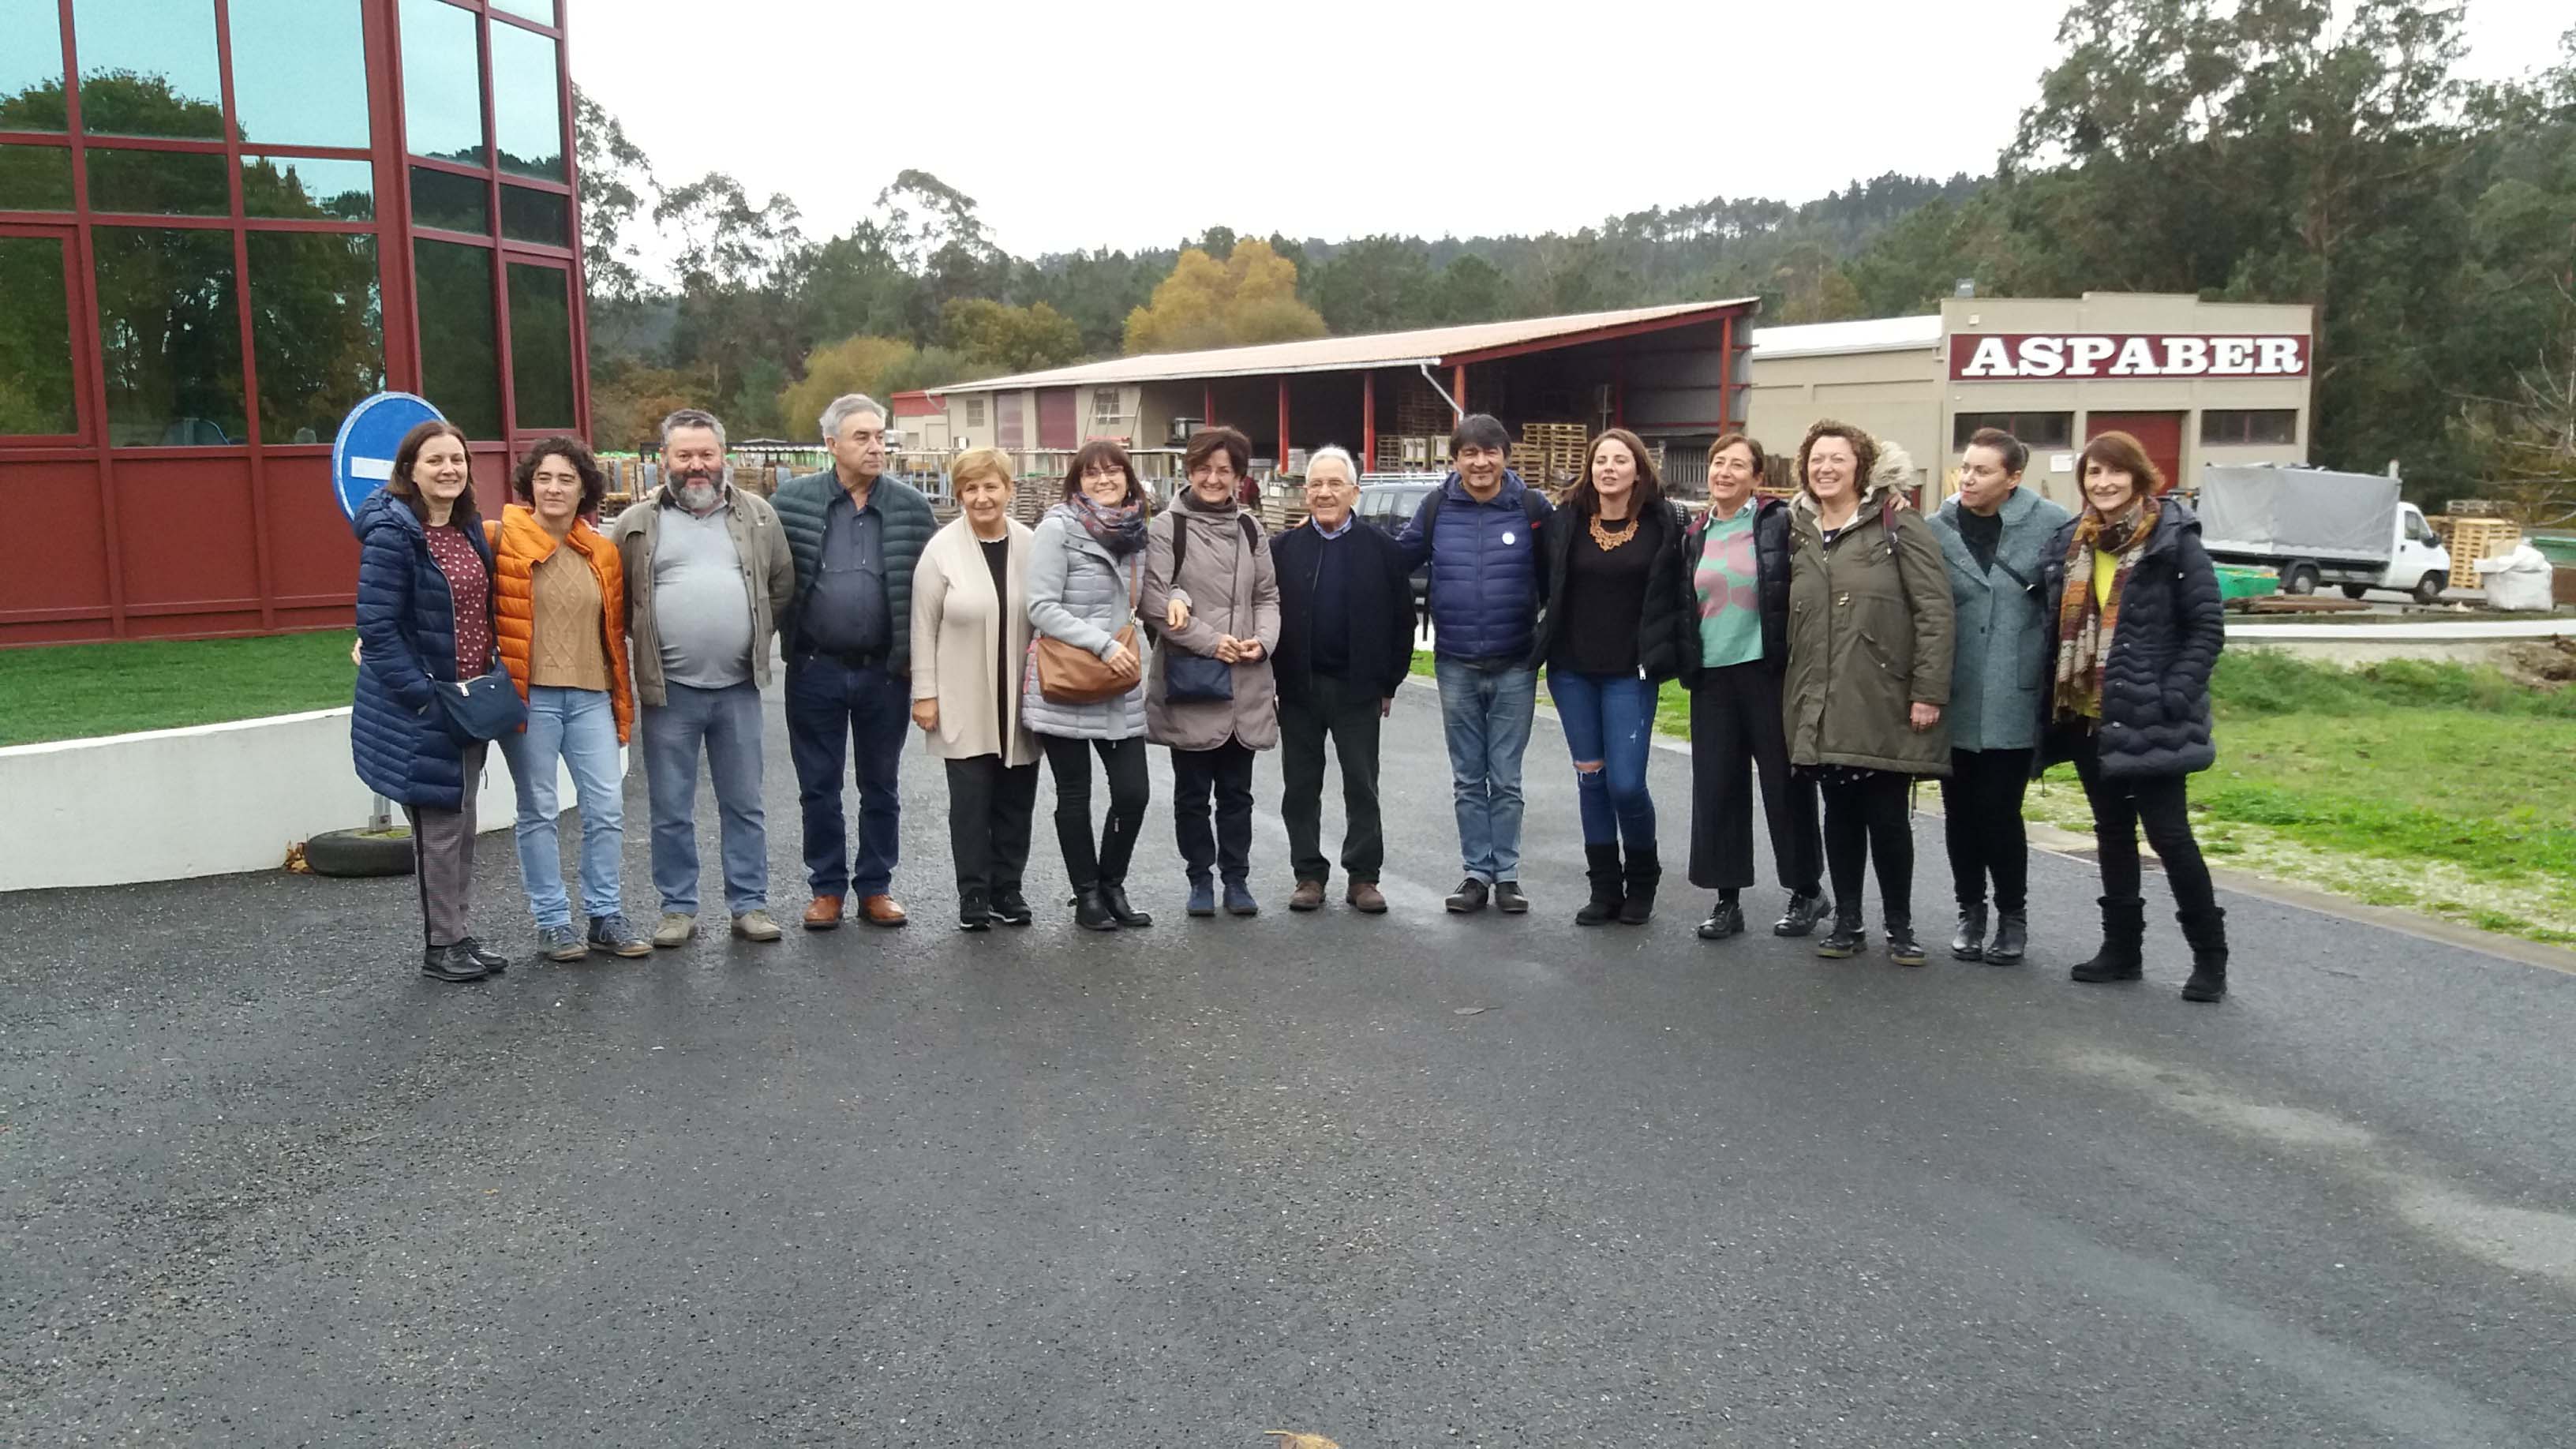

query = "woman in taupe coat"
[1783, 420, 1955, 967]
[1142, 425, 1281, 919]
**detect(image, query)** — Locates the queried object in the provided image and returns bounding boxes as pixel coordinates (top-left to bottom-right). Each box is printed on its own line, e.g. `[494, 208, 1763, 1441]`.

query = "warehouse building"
[1744, 293, 2315, 507]
[2, 0, 587, 646]
[919, 299, 1760, 490]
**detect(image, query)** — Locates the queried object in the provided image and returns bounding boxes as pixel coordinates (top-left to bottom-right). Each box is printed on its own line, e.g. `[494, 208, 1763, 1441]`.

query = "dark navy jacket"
[2035, 499, 2225, 780]
[1395, 470, 1554, 665]
[351, 489, 493, 810]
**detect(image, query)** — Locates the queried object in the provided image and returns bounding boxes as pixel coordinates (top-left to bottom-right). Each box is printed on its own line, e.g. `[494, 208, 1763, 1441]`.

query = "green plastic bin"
[2214, 564, 2278, 601]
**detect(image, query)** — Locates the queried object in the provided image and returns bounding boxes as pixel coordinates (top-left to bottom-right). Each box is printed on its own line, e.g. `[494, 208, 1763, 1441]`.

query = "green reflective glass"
[93, 226, 248, 447]
[0, 143, 76, 210]
[75, 0, 226, 140]
[400, 0, 485, 165]
[228, 0, 371, 148]
[249, 231, 385, 444]
[88, 148, 232, 215]
[490, 0, 555, 22]
[0, 0, 69, 132]
[507, 263, 572, 430]
[0, 235, 77, 436]
[414, 238, 500, 439]
[499, 184, 568, 247]
[244, 155, 376, 220]
[489, 22, 564, 179]
[410, 164, 490, 234]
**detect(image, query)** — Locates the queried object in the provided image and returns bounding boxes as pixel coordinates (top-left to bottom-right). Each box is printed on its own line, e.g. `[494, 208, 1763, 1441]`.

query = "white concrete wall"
[0, 709, 596, 893]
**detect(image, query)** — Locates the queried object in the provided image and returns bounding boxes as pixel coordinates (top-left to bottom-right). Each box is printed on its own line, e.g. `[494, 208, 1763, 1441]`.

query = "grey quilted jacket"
[1022, 506, 1148, 740]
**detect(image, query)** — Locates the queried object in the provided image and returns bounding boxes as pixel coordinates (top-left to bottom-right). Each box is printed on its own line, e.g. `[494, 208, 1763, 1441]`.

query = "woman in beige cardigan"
[910, 448, 1039, 930]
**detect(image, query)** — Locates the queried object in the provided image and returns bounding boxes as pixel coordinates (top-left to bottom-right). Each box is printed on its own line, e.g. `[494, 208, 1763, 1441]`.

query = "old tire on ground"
[2413, 571, 2447, 605]
[303, 827, 414, 878]
[2283, 564, 2320, 596]
[2340, 582, 2370, 601]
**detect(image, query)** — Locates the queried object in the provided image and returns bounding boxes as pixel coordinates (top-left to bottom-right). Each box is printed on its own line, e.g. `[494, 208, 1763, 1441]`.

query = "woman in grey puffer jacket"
[1026, 443, 1155, 931]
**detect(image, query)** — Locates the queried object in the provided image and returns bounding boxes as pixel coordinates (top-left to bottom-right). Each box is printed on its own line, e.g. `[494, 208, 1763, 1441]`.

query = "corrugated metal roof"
[1747, 314, 1944, 360]
[928, 299, 1760, 395]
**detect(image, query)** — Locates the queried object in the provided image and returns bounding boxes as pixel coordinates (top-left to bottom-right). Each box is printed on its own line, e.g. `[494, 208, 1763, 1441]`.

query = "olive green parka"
[1782, 480, 1957, 777]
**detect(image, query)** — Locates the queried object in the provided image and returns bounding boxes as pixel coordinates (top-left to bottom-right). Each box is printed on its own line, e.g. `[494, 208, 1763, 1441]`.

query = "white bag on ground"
[2476, 545, 2555, 612]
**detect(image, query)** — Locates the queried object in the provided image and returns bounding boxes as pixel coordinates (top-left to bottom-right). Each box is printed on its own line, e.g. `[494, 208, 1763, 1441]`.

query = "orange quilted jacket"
[485, 504, 635, 743]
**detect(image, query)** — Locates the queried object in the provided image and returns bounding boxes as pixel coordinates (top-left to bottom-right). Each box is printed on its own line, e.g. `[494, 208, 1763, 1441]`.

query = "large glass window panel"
[0, 0, 69, 132]
[227, 0, 371, 148]
[75, 0, 226, 140]
[243, 155, 375, 220]
[249, 232, 384, 444]
[499, 185, 569, 247]
[506, 262, 573, 430]
[0, 236, 77, 436]
[489, 23, 564, 180]
[489, 0, 556, 23]
[400, 0, 485, 165]
[409, 165, 490, 234]
[88, 148, 231, 215]
[413, 238, 501, 439]
[0, 144, 76, 210]
[93, 227, 247, 447]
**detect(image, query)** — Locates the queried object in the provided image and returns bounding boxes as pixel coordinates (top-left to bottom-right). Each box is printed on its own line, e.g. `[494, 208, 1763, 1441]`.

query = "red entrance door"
[2085, 411, 2185, 492]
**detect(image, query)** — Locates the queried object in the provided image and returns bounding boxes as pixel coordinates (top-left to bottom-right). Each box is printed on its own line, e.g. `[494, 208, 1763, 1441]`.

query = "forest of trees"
[582, 0, 2576, 505]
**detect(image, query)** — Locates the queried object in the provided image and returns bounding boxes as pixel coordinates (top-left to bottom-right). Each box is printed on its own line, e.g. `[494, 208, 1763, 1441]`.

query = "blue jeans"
[1549, 668, 1658, 851]
[641, 680, 768, 916]
[496, 686, 627, 928]
[1434, 657, 1538, 884]
[784, 657, 908, 898]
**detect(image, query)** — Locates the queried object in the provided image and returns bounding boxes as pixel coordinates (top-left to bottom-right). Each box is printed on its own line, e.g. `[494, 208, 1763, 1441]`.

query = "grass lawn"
[1414, 645, 2576, 945]
[0, 630, 359, 747]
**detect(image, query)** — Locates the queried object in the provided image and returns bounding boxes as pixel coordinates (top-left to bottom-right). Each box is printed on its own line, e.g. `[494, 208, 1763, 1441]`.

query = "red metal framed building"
[0, 0, 589, 646]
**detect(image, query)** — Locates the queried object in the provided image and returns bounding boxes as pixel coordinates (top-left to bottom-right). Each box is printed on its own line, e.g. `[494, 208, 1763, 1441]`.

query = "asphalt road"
[6, 679, 2573, 1447]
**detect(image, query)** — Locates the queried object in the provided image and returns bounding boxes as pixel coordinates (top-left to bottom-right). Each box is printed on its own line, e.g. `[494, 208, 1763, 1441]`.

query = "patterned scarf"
[1073, 495, 1148, 556]
[2051, 494, 2162, 722]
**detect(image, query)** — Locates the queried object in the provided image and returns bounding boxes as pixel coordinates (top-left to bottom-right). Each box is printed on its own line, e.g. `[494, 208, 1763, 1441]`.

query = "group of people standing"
[350, 393, 2230, 1005]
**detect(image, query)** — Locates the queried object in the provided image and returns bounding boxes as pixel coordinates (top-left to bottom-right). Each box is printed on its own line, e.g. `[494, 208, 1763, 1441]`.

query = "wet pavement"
[5, 679, 2572, 1446]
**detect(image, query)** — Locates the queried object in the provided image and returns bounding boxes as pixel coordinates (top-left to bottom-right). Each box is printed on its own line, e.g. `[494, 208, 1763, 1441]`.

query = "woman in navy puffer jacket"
[353, 420, 510, 983]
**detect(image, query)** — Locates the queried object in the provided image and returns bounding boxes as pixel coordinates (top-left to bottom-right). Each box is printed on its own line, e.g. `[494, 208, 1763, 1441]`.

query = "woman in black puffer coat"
[2035, 431, 2229, 1002]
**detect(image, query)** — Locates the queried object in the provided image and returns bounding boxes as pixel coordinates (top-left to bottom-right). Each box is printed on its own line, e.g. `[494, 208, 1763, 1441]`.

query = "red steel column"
[1202, 381, 1214, 429]
[1452, 364, 1467, 415]
[1276, 376, 1289, 474]
[1361, 369, 1376, 473]
[1718, 313, 1736, 432]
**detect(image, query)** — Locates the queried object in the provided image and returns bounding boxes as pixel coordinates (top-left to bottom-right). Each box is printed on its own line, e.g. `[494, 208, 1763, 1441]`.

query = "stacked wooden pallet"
[1511, 422, 1589, 489]
[2432, 515, 2522, 579]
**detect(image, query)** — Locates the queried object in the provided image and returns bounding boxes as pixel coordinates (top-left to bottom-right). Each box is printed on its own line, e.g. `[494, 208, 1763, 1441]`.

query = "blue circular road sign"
[331, 392, 446, 520]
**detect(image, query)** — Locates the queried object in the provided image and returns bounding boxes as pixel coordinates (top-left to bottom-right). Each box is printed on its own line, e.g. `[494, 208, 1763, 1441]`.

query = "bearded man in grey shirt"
[611, 408, 796, 946]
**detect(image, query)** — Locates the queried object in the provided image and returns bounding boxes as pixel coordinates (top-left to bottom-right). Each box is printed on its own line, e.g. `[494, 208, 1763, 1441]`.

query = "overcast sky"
[574, 0, 2569, 261]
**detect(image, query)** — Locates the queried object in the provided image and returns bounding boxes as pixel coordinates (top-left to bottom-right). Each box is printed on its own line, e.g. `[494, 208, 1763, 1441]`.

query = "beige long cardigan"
[909, 516, 1039, 767]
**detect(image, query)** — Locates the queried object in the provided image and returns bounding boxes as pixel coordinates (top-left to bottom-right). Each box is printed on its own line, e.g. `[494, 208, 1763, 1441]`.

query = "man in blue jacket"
[1395, 414, 1555, 914]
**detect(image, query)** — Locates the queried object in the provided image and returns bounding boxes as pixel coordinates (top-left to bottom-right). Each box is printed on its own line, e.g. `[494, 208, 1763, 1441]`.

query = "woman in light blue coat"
[1926, 427, 2072, 965]
[1026, 441, 1155, 931]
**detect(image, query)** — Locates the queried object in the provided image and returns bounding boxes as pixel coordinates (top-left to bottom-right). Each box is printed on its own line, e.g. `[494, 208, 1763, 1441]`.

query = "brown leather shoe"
[802, 895, 844, 931]
[1288, 879, 1326, 912]
[1346, 881, 1387, 915]
[858, 893, 908, 927]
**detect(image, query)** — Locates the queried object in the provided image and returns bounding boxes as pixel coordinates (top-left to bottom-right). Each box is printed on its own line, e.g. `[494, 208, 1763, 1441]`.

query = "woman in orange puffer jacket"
[485, 437, 647, 962]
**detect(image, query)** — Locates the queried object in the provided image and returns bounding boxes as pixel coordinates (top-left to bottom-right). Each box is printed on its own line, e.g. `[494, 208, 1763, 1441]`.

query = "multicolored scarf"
[2051, 494, 2161, 722]
[1072, 495, 1148, 557]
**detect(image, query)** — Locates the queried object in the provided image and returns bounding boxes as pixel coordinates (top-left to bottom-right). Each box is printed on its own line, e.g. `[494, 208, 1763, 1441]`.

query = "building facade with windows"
[0, 0, 586, 646]
[1743, 293, 2314, 508]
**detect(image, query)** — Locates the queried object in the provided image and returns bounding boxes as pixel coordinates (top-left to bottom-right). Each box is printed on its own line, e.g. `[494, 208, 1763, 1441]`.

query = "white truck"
[2195, 465, 2452, 605]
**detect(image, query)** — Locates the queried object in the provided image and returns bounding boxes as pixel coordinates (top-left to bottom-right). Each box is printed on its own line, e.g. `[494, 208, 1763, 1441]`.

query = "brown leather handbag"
[1031, 552, 1144, 705]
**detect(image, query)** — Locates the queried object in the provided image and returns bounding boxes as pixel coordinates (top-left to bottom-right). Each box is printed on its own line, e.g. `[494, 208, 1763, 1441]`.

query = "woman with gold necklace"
[1529, 428, 1694, 926]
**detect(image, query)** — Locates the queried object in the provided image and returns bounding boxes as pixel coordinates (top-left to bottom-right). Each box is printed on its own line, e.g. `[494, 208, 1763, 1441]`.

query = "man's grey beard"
[678, 480, 721, 512]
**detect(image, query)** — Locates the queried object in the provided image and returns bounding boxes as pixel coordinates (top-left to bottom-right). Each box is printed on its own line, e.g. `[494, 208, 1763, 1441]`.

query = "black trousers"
[1821, 769, 1915, 927]
[1687, 663, 1822, 893]
[1279, 673, 1385, 886]
[2068, 731, 2218, 916]
[943, 754, 1039, 896]
[1040, 733, 1148, 889]
[1170, 737, 1257, 885]
[1939, 747, 2035, 912]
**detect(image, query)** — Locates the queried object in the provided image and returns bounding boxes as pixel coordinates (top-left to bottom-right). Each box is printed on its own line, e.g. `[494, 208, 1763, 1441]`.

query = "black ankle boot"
[1697, 896, 1745, 940]
[1073, 886, 1119, 932]
[1885, 918, 1927, 967]
[1101, 881, 1152, 928]
[1950, 903, 1988, 961]
[1574, 843, 1624, 927]
[2178, 905, 2230, 1002]
[1616, 844, 1660, 925]
[2071, 896, 2146, 982]
[1986, 909, 2027, 964]
[1817, 904, 1866, 959]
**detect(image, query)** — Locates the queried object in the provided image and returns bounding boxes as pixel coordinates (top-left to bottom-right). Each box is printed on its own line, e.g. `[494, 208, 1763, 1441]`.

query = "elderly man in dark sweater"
[1271, 447, 1417, 914]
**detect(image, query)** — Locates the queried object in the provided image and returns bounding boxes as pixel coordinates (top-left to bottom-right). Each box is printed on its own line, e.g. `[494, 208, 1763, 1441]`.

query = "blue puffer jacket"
[1395, 470, 1554, 663]
[350, 490, 492, 810]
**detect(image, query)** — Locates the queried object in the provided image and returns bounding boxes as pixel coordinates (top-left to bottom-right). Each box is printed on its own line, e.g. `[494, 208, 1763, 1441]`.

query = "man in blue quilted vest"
[1395, 413, 1556, 915]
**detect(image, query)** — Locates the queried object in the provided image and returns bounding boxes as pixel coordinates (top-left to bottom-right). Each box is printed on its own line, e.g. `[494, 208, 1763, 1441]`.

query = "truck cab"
[2349, 504, 2451, 602]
